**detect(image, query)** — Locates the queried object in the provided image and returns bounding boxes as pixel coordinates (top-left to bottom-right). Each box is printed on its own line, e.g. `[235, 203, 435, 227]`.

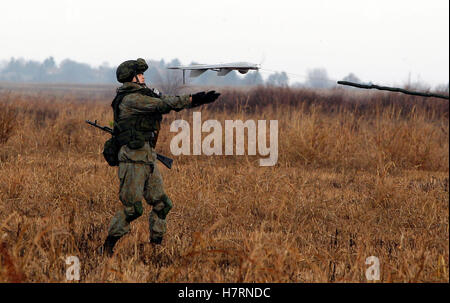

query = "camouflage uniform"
[100, 58, 219, 255]
[107, 82, 191, 242]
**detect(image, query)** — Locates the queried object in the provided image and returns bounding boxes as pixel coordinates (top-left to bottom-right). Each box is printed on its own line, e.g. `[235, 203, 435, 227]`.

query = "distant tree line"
[0, 57, 116, 84]
[0, 57, 334, 88]
[0, 57, 265, 87]
[0, 57, 447, 92]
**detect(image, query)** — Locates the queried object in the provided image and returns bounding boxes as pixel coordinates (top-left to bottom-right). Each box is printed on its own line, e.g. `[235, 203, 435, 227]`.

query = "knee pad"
[124, 201, 144, 222]
[154, 194, 172, 220]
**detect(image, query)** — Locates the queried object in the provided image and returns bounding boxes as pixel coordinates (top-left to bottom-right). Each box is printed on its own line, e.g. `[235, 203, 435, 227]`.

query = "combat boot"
[150, 236, 163, 245]
[99, 235, 120, 257]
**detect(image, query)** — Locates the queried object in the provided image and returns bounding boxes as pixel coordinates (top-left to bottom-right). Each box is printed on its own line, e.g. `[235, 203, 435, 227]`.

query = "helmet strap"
[132, 70, 138, 83]
[134, 71, 147, 87]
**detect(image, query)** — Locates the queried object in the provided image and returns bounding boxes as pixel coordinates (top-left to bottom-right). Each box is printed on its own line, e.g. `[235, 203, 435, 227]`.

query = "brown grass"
[0, 103, 16, 145]
[0, 85, 448, 282]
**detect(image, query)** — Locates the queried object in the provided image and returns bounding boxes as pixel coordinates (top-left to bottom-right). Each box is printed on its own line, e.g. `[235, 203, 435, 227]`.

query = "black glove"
[191, 90, 221, 107]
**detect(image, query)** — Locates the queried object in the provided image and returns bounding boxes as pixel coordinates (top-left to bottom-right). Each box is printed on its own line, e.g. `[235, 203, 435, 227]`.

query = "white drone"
[167, 62, 260, 84]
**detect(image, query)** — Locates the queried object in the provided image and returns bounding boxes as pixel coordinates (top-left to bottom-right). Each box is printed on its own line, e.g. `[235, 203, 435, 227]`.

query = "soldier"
[100, 58, 220, 256]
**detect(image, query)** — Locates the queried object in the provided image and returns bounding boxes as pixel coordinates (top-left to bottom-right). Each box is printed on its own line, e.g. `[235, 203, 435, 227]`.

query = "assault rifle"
[85, 120, 173, 169]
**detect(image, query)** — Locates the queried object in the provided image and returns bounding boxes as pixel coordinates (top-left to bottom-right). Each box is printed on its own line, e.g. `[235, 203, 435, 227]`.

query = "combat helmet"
[116, 58, 148, 83]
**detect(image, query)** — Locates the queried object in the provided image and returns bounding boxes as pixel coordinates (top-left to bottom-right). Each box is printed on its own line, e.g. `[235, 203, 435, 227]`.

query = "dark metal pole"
[337, 80, 449, 100]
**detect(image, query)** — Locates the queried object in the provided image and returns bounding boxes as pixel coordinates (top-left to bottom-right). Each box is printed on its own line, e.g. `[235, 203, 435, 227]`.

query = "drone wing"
[168, 62, 260, 83]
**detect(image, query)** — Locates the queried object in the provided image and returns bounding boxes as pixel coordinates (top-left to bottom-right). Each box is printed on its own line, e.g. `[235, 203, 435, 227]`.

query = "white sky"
[1, 0, 448, 86]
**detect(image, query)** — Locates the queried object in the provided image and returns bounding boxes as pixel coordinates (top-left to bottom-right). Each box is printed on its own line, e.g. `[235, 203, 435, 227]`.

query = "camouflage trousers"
[107, 142, 173, 241]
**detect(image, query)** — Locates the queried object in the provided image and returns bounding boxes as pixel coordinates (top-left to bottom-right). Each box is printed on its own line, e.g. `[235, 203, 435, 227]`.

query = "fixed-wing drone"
[167, 62, 260, 84]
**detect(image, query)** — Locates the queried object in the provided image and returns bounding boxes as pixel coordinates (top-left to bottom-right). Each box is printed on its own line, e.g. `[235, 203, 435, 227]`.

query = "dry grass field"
[0, 85, 448, 282]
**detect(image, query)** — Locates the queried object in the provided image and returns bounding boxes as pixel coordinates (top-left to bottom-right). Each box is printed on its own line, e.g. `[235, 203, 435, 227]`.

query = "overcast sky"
[1, 0, 448, 86]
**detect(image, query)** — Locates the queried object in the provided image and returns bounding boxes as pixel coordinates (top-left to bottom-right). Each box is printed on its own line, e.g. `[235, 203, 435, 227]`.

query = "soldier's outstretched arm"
[124, 91, 220, 115]
[160, 90, 221, 111]
[124, 93, 192, 115]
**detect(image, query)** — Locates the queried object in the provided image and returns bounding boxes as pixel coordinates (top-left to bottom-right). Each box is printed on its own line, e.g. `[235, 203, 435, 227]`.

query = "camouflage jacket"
[116, 82, 191, 120]
[114, 82, 191, 164]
